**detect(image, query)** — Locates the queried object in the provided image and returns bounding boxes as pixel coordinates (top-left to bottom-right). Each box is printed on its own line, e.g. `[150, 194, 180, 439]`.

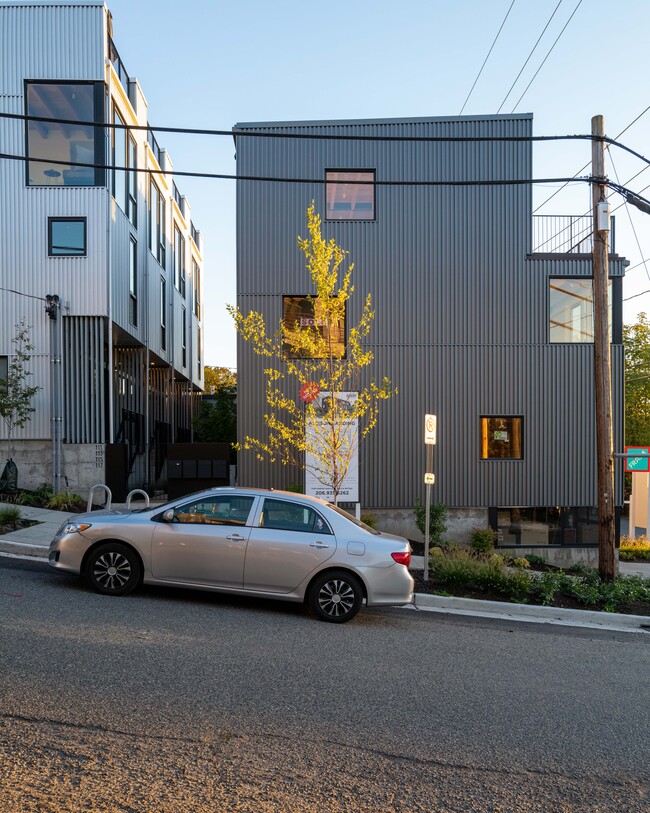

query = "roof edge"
[234, 112, 534, 130]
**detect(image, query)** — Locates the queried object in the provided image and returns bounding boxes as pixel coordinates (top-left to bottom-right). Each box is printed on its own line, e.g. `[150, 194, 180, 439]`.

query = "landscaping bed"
[411, 548, 650, 617]
[0, 506, 40, 536]
[1, 484, 85, 512]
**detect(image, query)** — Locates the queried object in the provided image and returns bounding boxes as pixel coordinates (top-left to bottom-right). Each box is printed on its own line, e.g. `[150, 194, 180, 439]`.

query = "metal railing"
[108, 36, 132, 101]
[532, 214, 616, 255]
[147, 128, 163, 167]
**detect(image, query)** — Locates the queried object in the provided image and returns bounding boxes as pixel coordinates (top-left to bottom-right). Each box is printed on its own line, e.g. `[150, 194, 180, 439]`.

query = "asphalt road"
[1, 557, 649, 813]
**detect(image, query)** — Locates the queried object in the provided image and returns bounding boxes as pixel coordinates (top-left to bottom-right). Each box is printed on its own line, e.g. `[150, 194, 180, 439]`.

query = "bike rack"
[87, 484, 112, 512]
[126, 489, 150, 511]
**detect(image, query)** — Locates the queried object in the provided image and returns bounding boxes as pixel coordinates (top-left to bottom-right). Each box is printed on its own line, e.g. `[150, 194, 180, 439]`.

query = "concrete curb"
[407, 592, 650, 633]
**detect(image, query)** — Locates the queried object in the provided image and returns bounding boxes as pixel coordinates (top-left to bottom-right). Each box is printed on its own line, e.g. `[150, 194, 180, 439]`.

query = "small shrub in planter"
[0, 506, 21, 530]
[620, 535, 650, 561]
[45, 492, 85, 511]
[470, 528, 497, 554]
[414, 499, 448, 547]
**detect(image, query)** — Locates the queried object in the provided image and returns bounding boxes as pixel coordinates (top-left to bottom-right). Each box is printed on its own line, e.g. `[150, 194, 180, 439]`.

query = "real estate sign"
[305, 392, 359, 502]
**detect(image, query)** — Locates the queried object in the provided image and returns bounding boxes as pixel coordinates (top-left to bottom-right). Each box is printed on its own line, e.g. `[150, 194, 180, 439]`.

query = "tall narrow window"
[197, 326, 202, 379]
[129, 237, 138, 327]
[174, 226, 186, 296]
[26, 81, 104, 186]
[193, 259, 201, 318]
[181, 307, 187, 367]
[480, 417, 523, 460]
[150, 182, 165, 267]
[0, 356, 8, 385]
[325, 170, 375, 221]
[112, 104, 126, 209]
[160, 276, 167, 351]
[127, 135, 137, 226]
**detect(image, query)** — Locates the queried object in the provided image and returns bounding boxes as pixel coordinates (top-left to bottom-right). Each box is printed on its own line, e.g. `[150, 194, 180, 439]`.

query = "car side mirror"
[163, 509, 175, 523]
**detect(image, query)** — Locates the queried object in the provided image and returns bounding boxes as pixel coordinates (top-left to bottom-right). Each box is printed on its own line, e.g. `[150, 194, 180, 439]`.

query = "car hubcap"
[94, 552, 131, 590]
[318, 579, 355, 617]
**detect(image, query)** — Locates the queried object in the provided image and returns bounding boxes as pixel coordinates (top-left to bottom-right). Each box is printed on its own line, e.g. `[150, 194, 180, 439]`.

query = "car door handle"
[309, 541, 330, 549]
[226, 534, 246, 541]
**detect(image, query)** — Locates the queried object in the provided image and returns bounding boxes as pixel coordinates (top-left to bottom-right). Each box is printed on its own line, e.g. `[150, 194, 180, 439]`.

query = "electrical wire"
[511, 0, 584, 112]
[459, 0, 517, 116]
[623, 289, 650, 302]
[608, 151, 650, 283]
[497, 0, 564, 114]
[534, 102, 650, 213]
[0, 286, 46, 302]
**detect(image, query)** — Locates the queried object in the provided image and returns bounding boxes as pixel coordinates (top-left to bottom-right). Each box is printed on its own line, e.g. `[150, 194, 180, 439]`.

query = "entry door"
[151, 495, 256, 587]
[244, 497, 336, 593]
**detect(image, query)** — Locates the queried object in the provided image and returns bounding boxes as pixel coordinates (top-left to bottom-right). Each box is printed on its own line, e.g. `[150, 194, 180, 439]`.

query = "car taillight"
[391, 551, 411, 567]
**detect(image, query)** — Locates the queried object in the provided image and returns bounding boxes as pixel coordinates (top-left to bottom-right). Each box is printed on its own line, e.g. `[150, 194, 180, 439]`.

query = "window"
[260, 498, 332, 534]
[491, 507, 600, 547]
[193, 259, 201, 319]
[197, 326, 202, 379]
[282, 296, 345, 359]
[173, 495, 254, 526]
[26, 82, 104, 186]
[129, 237, 137, 327]
[480, 416, 523, 460]
[111, 104, 126, 210]
[149, 181, 166, 266]
[160, 276, 167, 350]
[549, 278, 612, 343]
[127, 135, 137, 226]
[0, 356, 7, 386]
[174, 226, 186, 296]
[48, 218, 86, 256]
[181, 307, 187, 367]
[326, 170, 375, 221]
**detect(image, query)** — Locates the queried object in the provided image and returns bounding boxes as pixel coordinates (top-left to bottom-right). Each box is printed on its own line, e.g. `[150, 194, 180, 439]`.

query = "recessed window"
[326, 170, 375, 221]
[111, 104, 126, 210]
[149, 181, 166, 267]
[174, 225, 186, 296]
[129, 237, 137, 327]
[48, 218, 86, 256]
[193, 259, 201, 319]
[160, 276, 167, 351]
[282, 296, 345, 359]
[26, 82, 104, 186]
[0, 356, 8, 385]
[480, 416, 523, 460]
[181, 306, 187, 367]
[549, 278, 612, 343]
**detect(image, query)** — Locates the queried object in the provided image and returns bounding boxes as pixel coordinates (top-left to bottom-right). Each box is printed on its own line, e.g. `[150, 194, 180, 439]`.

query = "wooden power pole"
[591, 115, 616, 581]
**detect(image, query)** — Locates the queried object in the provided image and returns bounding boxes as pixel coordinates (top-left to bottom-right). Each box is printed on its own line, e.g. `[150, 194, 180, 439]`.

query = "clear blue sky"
[105, 0, 650, 368]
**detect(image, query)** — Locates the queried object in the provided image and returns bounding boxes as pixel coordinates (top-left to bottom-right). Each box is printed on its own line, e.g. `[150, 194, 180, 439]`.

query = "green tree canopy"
[624, 313, 650, 447]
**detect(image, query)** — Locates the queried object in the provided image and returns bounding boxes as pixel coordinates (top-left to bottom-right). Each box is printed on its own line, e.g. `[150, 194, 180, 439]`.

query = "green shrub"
[429, 549, 480, 587]
[470, 528, 496, 554]
[15, 491, 39, 506]
[45, 492, 84, 511]
[620, 535, 650, 561]
[360, 514, 378, 530]
[511, 557, 531, 570]
[525, 554, 547, 567]
[0, 506, 21, 530]
[286, 483, 303, 493]
[414, 499, 448, 546]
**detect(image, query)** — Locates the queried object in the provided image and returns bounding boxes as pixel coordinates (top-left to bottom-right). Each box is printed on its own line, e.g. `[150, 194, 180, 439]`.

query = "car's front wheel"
[84, 542, 142, 596]
[308, 570, 363, 623]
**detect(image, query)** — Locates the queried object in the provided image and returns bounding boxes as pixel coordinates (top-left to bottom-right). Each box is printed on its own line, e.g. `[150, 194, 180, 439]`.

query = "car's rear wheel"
[308, 570, 363, 623]
[84, 542, 141, 596]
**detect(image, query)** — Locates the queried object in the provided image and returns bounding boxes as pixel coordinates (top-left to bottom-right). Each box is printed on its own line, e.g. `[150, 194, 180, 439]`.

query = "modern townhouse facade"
[234, 114, 626, 559]
[0, 1, 204, 498]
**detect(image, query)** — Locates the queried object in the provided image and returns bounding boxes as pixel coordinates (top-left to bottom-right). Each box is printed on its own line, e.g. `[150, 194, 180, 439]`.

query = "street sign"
[424, 414, 437, 445]
[624, 446, 650, 473]
[424, 473, 435, 485]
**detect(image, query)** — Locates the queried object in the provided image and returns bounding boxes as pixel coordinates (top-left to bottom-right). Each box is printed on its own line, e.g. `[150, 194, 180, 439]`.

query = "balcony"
[532, 214, 616, 255]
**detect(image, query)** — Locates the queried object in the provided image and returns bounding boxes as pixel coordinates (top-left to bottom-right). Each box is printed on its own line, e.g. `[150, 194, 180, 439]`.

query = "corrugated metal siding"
[235, 115, 625, 509]
[63, 315, 105, 443]
[0, 4, 104, 92]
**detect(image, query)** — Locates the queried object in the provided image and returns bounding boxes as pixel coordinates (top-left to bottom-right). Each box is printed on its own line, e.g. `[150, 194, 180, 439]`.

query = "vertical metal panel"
[235, 115, 626, 510]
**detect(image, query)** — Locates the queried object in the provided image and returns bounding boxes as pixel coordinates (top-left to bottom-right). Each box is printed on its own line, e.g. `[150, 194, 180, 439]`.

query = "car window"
[173, 496, 254, 526]
[259, 498, 332, 534]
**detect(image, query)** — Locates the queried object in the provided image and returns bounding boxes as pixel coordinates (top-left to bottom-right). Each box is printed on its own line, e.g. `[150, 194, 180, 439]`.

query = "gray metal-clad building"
[0, 2, 205, 496]
[234, 114, 625, 552]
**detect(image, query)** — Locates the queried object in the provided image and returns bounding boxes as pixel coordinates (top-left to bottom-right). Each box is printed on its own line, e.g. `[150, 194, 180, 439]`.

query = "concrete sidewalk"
[1, 503, 648, 633]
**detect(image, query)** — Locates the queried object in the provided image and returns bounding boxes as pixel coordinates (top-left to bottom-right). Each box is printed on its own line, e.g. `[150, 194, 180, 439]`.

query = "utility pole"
[591, 115, 616, 581]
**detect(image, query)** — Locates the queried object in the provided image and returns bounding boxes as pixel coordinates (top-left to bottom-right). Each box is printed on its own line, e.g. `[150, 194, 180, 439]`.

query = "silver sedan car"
[48, 487, 414, 623]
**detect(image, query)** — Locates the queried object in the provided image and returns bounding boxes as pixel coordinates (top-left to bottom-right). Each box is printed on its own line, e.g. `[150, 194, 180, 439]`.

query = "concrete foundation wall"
[370, 506, 488, 543]
[1, 441, 106, 497]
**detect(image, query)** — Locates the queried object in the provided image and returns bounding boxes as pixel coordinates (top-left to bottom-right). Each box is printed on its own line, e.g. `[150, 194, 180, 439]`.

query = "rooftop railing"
[532, 214, 616, 254]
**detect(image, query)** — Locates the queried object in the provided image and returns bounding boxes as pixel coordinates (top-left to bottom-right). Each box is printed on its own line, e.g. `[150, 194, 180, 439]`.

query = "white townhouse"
[0, 1, 205, 498]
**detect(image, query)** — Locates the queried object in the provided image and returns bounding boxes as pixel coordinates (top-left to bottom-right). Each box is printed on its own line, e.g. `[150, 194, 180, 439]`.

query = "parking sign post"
[423, 415, 436, 580]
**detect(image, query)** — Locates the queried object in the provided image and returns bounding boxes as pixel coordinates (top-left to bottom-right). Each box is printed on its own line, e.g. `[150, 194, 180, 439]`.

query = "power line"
[497, 0, 564, 114]
[534, 102, 650, 213]
[459, 0, 517, 116]
[623, 289, 650, 302]
[0, 285, 46, 302]
[511, 0, 584, 112]
[609, 151, 650, 283]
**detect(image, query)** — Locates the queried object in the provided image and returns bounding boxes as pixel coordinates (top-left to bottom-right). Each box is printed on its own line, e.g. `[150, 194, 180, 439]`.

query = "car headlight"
[60, 522, 92, 535]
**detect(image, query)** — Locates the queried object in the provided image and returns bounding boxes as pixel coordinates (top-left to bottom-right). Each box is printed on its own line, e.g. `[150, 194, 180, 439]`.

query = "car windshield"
[326, 504, 379, 534]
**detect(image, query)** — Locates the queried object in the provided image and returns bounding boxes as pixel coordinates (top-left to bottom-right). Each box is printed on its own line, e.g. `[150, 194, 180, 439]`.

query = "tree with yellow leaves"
[227, 203, 395, 504]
